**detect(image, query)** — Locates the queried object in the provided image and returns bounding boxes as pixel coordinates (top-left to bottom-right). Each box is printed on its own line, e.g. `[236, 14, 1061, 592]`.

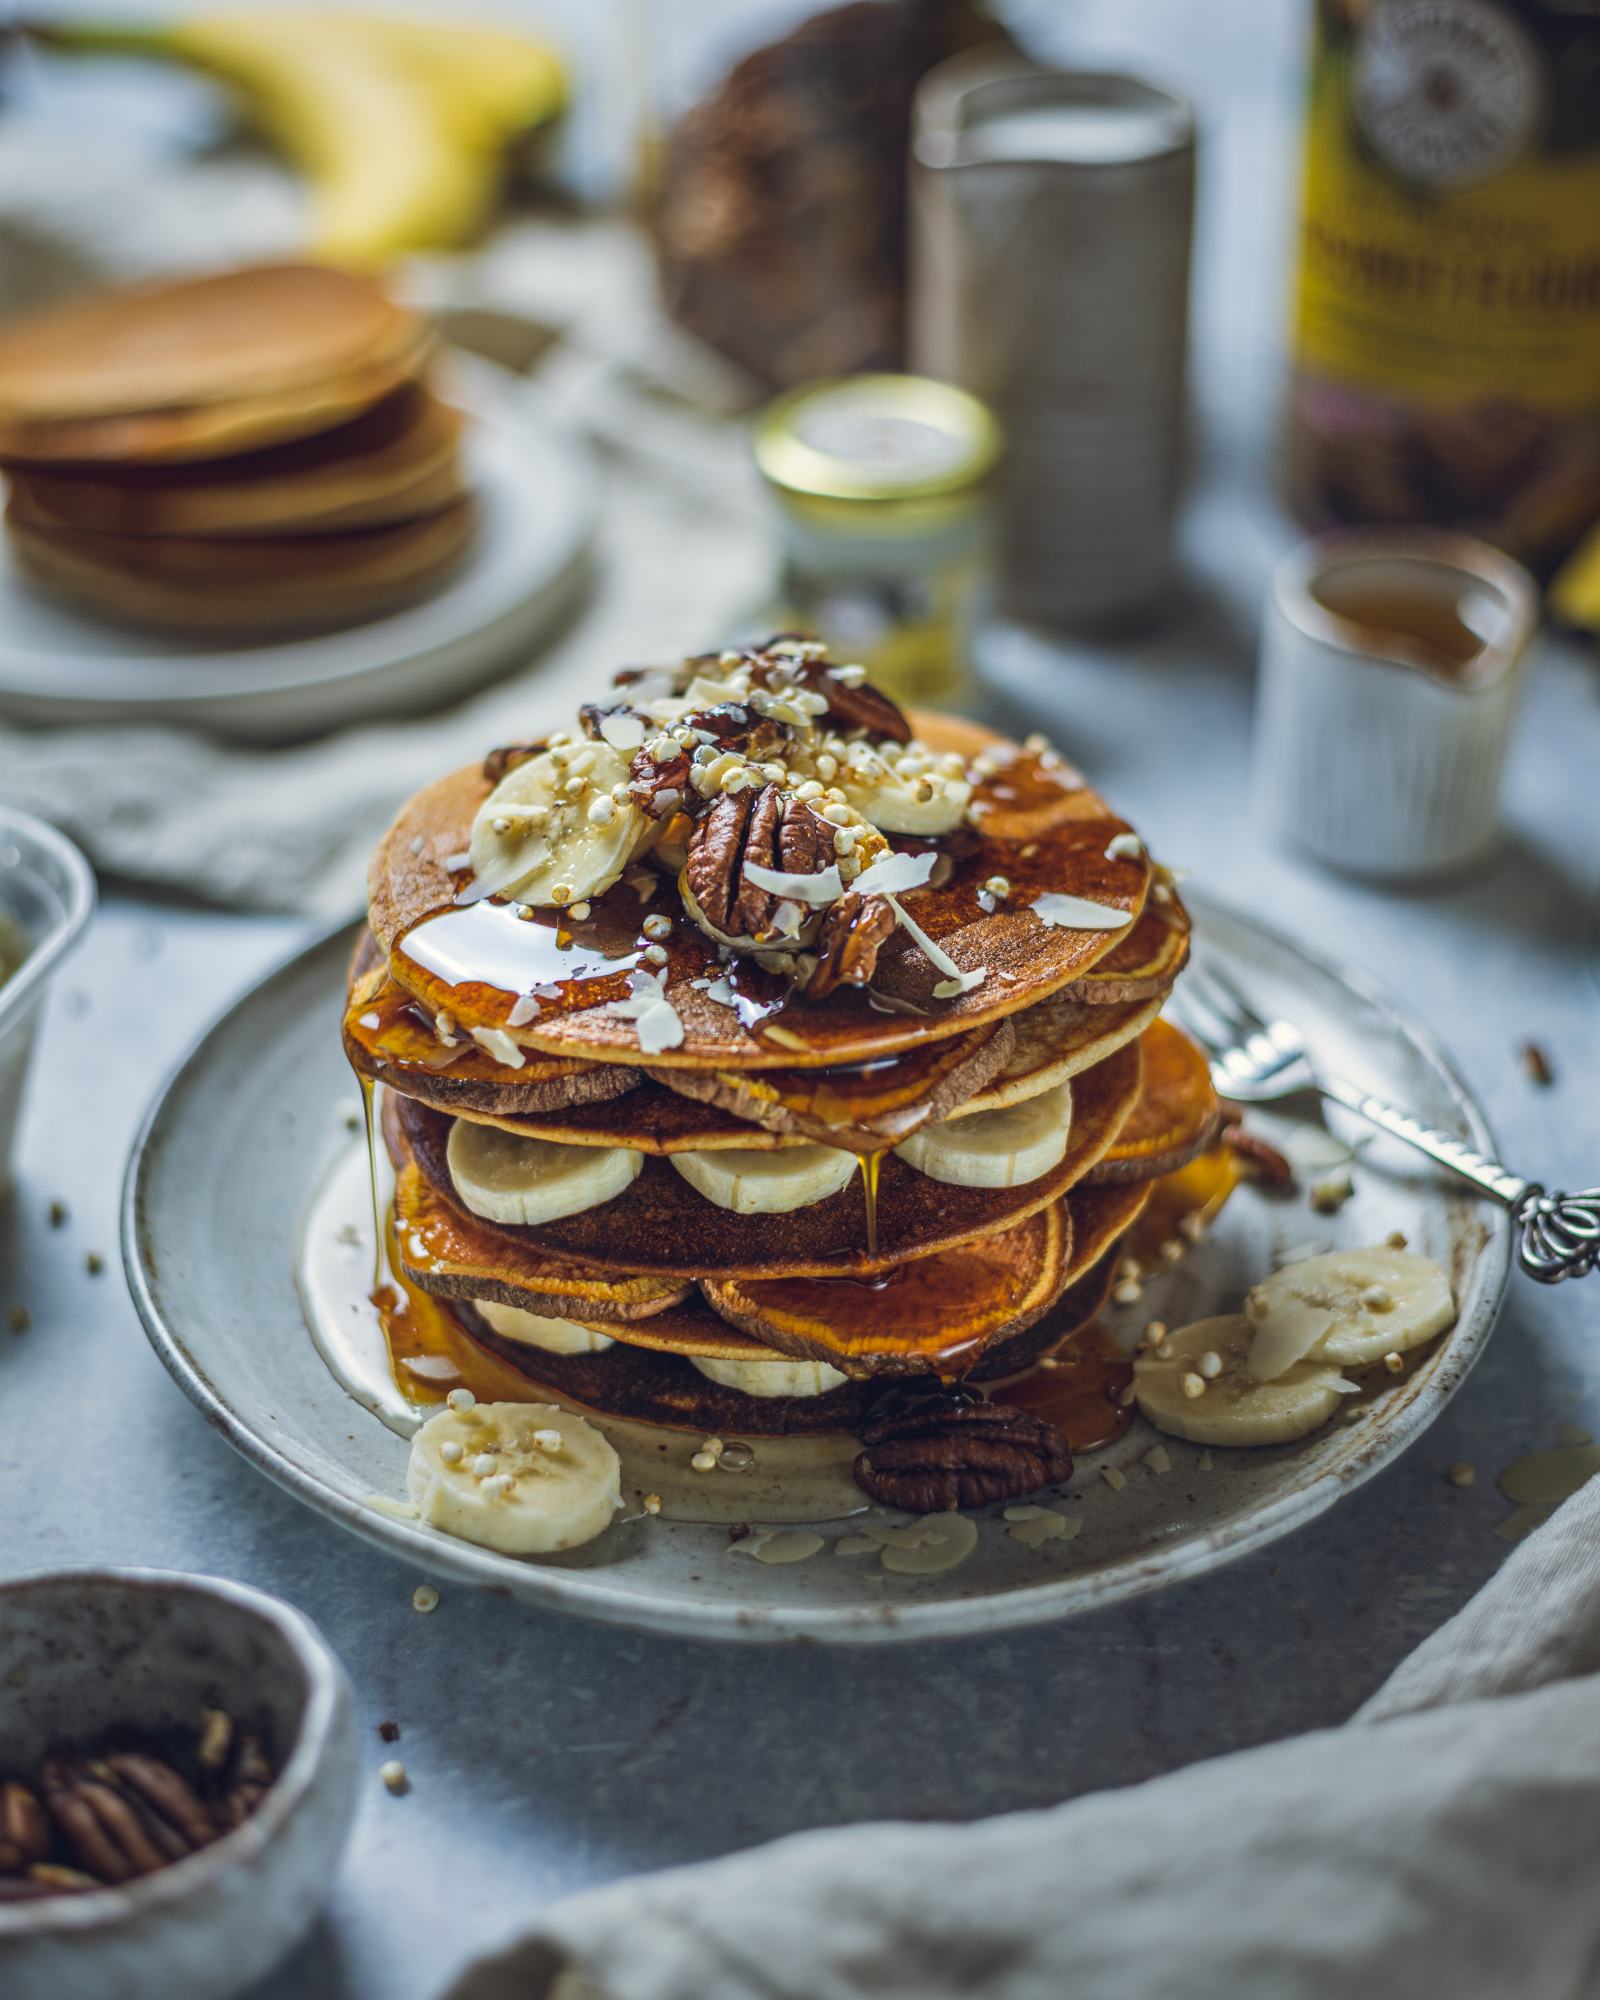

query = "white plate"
[0, 359, 596, 742]
[122, 892, 1509, 1645]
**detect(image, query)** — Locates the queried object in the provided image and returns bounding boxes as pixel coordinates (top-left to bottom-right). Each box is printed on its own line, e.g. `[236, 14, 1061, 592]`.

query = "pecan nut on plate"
[854, 1391, 1074, 1510]
[684, 782, 832, 944]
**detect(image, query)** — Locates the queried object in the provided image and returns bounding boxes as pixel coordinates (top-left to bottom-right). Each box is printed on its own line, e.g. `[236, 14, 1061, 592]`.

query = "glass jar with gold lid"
[752, 372, 999, 710]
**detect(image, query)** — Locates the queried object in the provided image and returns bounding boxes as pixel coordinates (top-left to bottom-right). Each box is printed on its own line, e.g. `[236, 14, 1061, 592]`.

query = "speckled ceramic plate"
[122, 894, 1509, 1645]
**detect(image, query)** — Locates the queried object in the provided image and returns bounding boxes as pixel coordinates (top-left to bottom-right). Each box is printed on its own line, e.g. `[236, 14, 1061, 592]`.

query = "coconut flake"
[770, 900, 807, 940]
[599, 711, 646, 752]
[933, 968, 988, 999]
[632, 999, 684, 1053]
[443, 849, 472, 872]
[1031, 892, 1134, 931]
[850, 850, 937, 898]
[741, 860, 844, 906]
[507, 994, 542, 1028]
[469, 1026, 527, 1070]
[866, 988, 928, 1016]
[704, 977, 737, 1008]
[1104, 832, 1144, 862]
[885, 894, 967, 985]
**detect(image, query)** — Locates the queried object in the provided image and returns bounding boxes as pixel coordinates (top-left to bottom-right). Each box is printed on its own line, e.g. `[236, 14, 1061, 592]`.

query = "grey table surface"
[4, 4, 1600, 1997]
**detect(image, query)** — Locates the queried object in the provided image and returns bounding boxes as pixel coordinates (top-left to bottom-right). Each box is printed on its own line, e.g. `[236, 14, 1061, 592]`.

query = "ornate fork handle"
[1320, 1074, 1600, 1284]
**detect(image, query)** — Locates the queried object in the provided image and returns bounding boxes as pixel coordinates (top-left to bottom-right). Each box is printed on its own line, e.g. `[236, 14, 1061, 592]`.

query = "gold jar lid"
[754, 373, 1000, 506]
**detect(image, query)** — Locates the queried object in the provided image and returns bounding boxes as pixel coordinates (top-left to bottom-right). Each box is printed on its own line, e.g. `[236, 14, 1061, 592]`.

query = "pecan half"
[806, 890, 895, 1000]
[0, 1781, 52, 1869]
[628, 742, 692, 819]
[685, 784, 831, 941]
[1222, 1125, 1294, 1187]
[853, 1396, 1073, 1511]
[747, 643, 912, 743]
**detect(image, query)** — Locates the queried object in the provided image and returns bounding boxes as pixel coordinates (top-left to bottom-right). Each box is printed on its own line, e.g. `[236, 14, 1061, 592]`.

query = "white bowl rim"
[0, 1566, 348, 1938]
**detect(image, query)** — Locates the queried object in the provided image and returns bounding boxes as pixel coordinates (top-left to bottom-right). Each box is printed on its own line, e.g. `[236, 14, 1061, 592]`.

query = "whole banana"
[32, 12, 567, 268]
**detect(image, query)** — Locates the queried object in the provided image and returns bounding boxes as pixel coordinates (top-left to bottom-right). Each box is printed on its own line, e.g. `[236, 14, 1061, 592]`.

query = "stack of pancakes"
[0, 263, 474, 635]
[348, 668, 1222, 1451]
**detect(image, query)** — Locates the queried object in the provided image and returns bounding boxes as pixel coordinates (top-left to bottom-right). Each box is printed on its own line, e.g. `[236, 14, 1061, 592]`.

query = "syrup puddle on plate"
[295, 1116, 863, 1528]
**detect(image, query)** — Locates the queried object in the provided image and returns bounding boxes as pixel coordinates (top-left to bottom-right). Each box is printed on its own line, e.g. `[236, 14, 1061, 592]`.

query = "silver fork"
[1172, 961, 1600, 1285]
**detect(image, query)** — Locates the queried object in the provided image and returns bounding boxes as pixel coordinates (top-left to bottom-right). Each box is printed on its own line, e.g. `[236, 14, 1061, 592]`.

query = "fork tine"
[1191, 959, 1272, 1037]
[1167, 983, 1232, 1057]
[1182, 961, 1257, 1047]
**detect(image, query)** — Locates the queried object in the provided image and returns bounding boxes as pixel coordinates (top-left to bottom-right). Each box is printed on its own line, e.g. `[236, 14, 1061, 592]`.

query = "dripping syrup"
[358, 1074, 384, 1293]
[993, 1323, 1134, 1453]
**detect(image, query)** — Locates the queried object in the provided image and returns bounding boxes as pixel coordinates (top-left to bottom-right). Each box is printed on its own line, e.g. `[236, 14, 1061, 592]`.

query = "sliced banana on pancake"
[1134, 1315, 1349, 1448]
[669, 1142, 859, 1214]
[1244, 1247, 1455, 1381]
[447, 1119, 640, 1226]
[468, 741, 654, 906]
[689, 1353, 849, 1397]
[830, 741, 972, 835]
[894, 1081, 1071, 1189]
[475, 1299, 615, 1355]
[407, 1399, 622, 1554]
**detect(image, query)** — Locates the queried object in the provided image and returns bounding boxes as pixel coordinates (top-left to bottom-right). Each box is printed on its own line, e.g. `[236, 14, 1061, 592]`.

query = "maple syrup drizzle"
[358, 1074, 384, 1293]
[856, 1148, 885, 1258]
[396, 895, 644, 1025]
[994, 1323, 1134, 1453]
[371, 1220, 539, 1407]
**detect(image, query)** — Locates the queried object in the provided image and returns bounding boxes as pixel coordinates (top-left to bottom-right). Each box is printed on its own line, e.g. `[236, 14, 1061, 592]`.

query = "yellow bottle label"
[1294, 0, 1600, 415]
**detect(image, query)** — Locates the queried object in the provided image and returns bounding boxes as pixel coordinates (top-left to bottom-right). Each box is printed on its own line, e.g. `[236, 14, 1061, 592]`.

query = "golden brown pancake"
[346, 935, 640, 1120]
[4, 386, 464, 539]
[370, 757, 1155, 1070]
[956, 987, 1162, 1114]
[393, 1033, 1140, 1281]
[9, 496, 475, 635]
[1087, 1017, 1223, 1184]
[1062, 902, 1190, 1003]
[699, 1204, 1069, 1376]
[450, 1239, 1127, 1435]
[644, 1015, 1015, 1150]
[0, 264, 430, 463]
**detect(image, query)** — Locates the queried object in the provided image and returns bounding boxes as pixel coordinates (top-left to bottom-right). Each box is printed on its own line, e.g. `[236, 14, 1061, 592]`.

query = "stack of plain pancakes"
[0, 263, 474, 636]
[347, 641, 1222, 1468]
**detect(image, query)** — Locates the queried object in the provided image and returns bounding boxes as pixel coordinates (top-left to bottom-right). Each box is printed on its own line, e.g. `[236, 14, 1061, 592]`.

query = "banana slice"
[1134, 1315, 1349, 1448]
[476, 1300, 615, 1355]
[468, 741, 653, 906]
[689, 1353, 849, 1398]
[406, 1399, 622, 1554]
[894, 1081, 1071, 1189]
[447, 1119, 640, 1226]
[1244, 1246, 1455, 1381]
[670, 1142, 858, 1214]
[837, 746, 972, 836]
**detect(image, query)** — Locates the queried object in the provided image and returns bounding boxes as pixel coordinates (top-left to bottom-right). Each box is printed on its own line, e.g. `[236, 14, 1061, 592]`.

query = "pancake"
[0, 264, 430, 463]
[1087, 1017, 1223, 1184]
[9, 496, 476, 635]
[643, 1015, 1016, 1150]
[4, 386, 464, 539]
[370, 754, 1155, 1070]
[393, 1033, 1141, 1281]
[449, 1238, 1129, 1436]
[346, 936, 640, 1119]
[1063, 902, 1190, 1003]
[957, 987, 1162, 1115]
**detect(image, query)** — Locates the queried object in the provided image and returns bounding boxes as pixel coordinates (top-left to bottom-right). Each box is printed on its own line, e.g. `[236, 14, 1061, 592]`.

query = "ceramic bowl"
[0, 1569, 358, 2000]
[0, 806, 95, 1199]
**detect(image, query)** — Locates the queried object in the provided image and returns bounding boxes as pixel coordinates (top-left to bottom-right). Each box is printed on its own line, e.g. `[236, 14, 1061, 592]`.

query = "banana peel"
[29, 12, 567, 268]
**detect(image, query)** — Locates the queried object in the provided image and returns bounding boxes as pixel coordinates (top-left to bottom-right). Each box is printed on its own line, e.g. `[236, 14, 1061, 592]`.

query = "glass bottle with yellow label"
[1285, 0, 1600, 573]
[752, 372, 999, 710]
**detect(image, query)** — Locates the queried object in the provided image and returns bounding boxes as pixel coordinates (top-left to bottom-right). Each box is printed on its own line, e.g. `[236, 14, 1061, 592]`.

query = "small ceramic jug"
[1255, 529, 1540, 878]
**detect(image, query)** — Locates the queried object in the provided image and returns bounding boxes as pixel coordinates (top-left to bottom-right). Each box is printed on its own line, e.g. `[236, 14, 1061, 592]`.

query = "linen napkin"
[0, 167, 771, 916]
[447, 1473, 1600, 2000]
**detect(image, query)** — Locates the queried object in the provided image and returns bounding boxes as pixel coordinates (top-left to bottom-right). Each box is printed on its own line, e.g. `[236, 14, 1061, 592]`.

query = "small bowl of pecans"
[0, 1568, 358, 2000]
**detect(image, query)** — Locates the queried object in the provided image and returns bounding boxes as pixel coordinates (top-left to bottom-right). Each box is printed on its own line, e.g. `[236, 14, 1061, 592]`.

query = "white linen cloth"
[0, 163, 770, 916]
[446, 1474, 1600, 2000]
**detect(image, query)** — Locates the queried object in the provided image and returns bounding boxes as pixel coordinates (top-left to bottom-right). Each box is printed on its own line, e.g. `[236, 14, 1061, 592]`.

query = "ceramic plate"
[123, 893, 1509, 1645]
[0, 359, 595, 743]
